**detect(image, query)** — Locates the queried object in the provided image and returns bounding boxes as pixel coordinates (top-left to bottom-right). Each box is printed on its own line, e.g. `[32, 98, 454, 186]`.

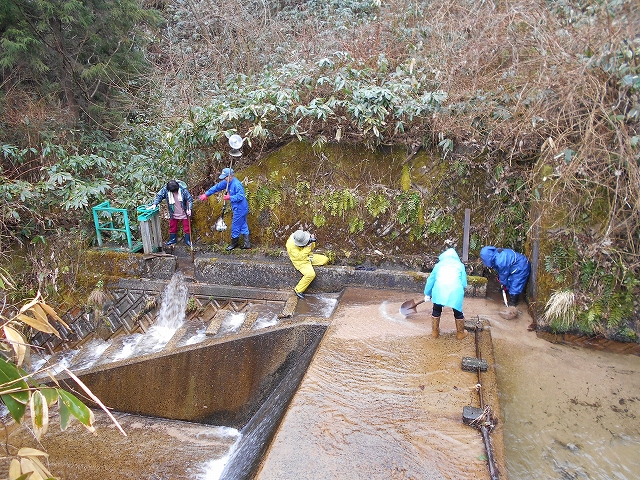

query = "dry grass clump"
[543, 289, 576, 329]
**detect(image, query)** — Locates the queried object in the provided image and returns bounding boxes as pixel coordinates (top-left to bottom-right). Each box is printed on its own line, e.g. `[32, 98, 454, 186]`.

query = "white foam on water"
[253, 314, 278, 330]
[113, 272, 190, 358]
[313, 295, 338, 317]
[218, 312, 245, 335]
[71, 338, 112, 370]
[113, 333, 143, 360]
[184, 327, 207, 345]
[198, 433, 242, 480]
[48, 350, 79, 375]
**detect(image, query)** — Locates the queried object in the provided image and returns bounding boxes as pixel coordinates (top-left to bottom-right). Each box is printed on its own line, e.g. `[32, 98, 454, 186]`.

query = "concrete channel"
[4, 252, 506, 479]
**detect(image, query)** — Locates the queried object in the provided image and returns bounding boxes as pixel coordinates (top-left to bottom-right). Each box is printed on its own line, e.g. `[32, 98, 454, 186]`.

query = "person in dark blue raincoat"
[199, 168, 250, 250]
[423, 248, 468, 340]
[479, 246, 530, 306]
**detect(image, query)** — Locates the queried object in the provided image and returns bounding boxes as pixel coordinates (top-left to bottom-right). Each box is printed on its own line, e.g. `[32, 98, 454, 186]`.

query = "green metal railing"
[92, 201, 143, 253]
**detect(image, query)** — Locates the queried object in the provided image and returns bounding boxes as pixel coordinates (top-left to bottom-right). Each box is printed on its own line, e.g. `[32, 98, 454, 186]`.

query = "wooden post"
[462, 208, 471, 263]
[138, 206, 163, 254]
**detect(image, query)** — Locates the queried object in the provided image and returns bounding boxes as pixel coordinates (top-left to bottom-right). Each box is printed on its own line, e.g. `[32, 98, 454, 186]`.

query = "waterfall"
[155, 271, 189, 330]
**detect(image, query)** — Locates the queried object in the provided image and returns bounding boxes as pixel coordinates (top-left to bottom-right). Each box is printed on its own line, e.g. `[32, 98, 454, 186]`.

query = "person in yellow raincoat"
[286, 229, 329, 299]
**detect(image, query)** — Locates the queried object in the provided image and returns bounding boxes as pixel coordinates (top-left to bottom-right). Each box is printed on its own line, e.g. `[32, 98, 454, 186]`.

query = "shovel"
[400, 298, 426, 315]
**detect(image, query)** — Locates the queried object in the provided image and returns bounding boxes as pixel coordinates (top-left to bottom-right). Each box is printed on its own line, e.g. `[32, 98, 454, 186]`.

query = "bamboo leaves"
[0, 357, 29, 422]
[9, 448, 54, 480]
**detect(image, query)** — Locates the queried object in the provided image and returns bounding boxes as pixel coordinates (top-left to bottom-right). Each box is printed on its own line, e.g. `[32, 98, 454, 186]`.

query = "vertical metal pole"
[462, 208, 471, 262]
[92, 207, 103, 247]
[122, 208, 133, 251]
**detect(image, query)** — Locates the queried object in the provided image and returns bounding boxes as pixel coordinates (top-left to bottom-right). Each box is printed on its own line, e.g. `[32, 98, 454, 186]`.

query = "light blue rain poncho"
[423, 248, 467, 311]
[479, 246, 531, 296]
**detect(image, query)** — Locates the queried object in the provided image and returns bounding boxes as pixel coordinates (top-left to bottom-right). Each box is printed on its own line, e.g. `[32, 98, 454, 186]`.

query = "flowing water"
[5, 286, 639, 479]
[102, 272, 190, 362]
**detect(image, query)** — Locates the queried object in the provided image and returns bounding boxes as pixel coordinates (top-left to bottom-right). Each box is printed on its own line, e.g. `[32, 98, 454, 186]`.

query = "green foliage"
[605, 275, 639, 328]
[365, 192, 391, 218]
[579, 259, 598, 289]
[469, 233, 481, 252]
[175, 55, 448, 151]
[397, 191, 422, 226]
[313, 213, 326, 227]
[452, 159, 468, 177]
[0, 126, 182, 245]
[576, 301, 603, 335]
[544, 245, 578, 284]
[437, 134, 453, 159]
[492, 201, 528, 248]
[250, 185, 283, 212]
[294, 181, 312, 207]
[546, 250, 638, 335]
[322, 188, 356, 217]
[348, 215, 364, 234]
[426, 210, 454, 236]
[0, 0, 162, 127]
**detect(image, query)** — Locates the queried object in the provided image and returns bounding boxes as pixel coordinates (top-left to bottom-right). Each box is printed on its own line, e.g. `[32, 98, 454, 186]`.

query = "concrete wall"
[72, 324, 326, 429]
[195, 257, 487, 297]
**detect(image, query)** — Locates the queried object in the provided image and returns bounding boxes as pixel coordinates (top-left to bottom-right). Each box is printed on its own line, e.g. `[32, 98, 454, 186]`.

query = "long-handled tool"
[187, 214, 194, 263]
[400, 298, 425, 315]
[501, 289, 509, 308]
[214, 158, 234, 233]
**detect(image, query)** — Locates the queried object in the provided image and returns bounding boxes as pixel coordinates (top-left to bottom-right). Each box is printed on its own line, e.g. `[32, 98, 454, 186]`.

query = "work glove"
[199, 194, 208, 201]
[186, 209, 191, 217]
[309, 235, 316, 243]
[500, 284, 508, 293]
[223, 193, 230, 201]
[424, 295, 431, 303]
[146, 204, 156, 210]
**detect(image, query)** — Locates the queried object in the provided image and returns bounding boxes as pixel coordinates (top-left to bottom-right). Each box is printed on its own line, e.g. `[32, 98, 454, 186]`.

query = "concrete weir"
[5, 258, 505, 479]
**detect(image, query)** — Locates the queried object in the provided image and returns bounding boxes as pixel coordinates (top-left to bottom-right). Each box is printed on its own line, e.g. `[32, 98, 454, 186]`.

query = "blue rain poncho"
[424, 248, 467, 311]
[479, 246, 530, 296]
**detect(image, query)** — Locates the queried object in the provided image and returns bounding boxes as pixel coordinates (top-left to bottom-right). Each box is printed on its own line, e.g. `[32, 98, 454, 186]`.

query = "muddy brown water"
[487, 300, 640, 479]
[2, 289, 639, 479]
[257, 288, 497, 479]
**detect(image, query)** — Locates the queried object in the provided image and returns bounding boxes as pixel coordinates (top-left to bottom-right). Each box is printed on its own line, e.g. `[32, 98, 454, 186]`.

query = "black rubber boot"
[508, 293, 520, 307]
[166, 233, 177, 246]
[241, 234, 251, 249]
[226, 237, 239, 251]
[184, 233, 191, 247]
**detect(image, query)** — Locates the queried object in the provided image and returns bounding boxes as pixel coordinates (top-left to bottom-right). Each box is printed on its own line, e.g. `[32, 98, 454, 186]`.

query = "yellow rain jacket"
[286, 233, 328, 294]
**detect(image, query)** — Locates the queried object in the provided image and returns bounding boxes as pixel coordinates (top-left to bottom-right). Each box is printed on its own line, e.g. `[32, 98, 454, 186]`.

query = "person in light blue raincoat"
[423, 248, 468, 340]
[479, 246, 530, 306]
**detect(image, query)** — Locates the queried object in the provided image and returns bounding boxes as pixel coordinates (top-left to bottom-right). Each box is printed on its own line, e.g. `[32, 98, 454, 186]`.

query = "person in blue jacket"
[480, 246, 530, 307]
[423, 248, 468, 340]
[148, 179, 193, 246]
[199, 168, 250, 250]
